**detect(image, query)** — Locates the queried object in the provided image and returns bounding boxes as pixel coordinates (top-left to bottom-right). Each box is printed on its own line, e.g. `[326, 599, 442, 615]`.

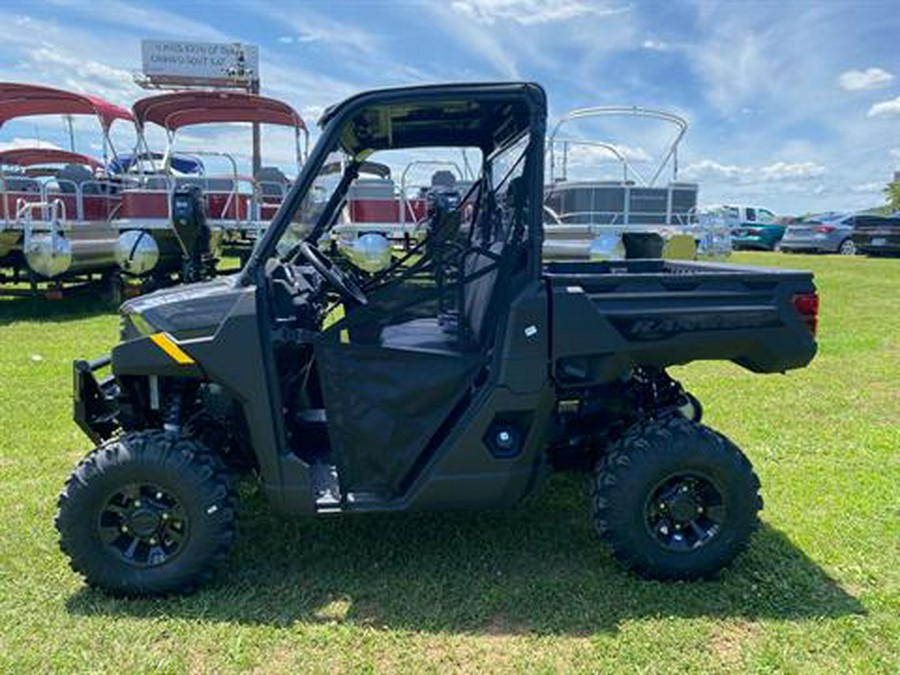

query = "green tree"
[885, 181, 900, 212]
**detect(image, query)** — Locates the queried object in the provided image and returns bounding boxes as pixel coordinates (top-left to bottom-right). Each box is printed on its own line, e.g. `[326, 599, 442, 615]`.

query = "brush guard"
[73, 355, 119, 443]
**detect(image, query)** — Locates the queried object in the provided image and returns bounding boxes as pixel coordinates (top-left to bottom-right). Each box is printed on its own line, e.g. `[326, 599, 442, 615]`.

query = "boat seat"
[204, 178, 235, 192]
[142, 177, 170, 190]
[57, 164, 93, 193]
[3, 177, 41, 193]
[255, 167, 289, 196]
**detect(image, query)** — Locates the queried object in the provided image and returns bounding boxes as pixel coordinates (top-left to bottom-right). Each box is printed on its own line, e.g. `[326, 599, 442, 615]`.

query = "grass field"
[0, 252, 897, 673]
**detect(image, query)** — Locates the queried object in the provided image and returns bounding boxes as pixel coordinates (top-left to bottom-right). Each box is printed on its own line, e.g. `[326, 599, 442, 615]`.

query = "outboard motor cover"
[171, 184, 212, 282]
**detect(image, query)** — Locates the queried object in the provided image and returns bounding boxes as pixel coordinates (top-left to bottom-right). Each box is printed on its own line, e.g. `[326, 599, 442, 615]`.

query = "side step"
[310, 462, 341, 510]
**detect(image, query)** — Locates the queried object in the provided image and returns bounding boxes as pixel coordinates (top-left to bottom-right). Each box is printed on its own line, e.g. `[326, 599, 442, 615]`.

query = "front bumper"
[73, 355, 119, 443]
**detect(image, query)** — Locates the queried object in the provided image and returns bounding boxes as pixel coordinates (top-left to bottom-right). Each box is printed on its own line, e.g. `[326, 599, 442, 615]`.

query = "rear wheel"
[838, 239, 856, 256]
[56, 430, 238, 596]
[591, 417, 761, 580]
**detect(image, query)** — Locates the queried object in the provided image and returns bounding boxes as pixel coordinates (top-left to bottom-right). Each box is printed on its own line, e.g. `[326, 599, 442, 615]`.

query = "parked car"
[780, 213, 858, 255]
[722, 205, 785, 250]
[850, 214, 900, 256]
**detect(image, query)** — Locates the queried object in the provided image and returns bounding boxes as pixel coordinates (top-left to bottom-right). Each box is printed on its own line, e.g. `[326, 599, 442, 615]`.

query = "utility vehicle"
[57, 83, 819, 596]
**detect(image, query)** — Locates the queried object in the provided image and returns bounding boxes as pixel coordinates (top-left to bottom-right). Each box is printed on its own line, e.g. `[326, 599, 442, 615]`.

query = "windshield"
[276, 149, 350, 257]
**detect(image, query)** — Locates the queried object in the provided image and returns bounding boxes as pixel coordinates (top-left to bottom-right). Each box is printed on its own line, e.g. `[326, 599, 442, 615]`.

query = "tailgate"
[544, 259, 817, 384]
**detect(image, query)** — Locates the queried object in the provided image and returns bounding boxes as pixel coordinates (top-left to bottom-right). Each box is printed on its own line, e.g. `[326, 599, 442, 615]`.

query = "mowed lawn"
[0, 252, 897, 673]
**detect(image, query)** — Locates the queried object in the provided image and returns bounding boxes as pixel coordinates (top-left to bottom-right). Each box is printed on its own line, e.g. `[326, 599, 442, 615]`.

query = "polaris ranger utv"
[57, 83, 819, 596]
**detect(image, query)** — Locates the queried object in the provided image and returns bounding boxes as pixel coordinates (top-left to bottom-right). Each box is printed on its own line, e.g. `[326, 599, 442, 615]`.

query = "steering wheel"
[297, 241, 368, 306]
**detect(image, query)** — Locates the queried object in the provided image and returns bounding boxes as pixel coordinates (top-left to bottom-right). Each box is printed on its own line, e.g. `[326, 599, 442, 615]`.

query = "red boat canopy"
[0, 82, 133, 130]
[0, 148, 103, 170]
[133, 91, 306, 132]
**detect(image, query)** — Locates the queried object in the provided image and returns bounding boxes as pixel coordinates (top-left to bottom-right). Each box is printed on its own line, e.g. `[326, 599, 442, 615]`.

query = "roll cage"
[244, 82, 548, 285]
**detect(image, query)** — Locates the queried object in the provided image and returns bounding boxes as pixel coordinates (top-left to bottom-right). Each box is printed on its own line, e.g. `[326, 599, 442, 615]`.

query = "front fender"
[112, 332, 206, 379]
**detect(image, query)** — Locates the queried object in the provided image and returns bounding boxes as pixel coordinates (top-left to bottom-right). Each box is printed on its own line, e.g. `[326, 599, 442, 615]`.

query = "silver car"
[780, 213, 857, 255]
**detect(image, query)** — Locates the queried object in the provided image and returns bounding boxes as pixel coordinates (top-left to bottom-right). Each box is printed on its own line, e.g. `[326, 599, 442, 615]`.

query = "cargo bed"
[543, 258, 817, 385]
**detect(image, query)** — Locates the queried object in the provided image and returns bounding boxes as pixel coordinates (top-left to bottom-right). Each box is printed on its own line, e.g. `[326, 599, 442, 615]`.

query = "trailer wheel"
[56, 430, 238, 596]
[591, 417, 761, 580]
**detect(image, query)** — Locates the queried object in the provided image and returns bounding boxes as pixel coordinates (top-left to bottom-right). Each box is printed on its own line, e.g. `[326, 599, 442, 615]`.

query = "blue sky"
[1, 0, 898, 214]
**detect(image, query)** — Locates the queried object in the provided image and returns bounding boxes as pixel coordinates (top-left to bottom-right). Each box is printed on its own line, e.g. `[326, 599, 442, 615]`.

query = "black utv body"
[57, 83, 819, 596]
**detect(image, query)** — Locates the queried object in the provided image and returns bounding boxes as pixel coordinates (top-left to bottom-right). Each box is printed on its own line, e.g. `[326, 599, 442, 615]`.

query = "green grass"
[0, 252, 898, 673]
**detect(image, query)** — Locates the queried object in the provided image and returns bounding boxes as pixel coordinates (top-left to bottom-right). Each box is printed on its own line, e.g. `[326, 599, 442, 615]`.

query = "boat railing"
[17, 198, 66, 247]
[398, 160, 465, 231]
[118, 172, 290, 232]
[2, 177, 122, 227]
[547, 106, 688, 187]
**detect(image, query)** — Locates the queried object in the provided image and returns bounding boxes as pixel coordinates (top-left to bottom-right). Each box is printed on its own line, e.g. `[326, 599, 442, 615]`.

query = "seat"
[379, 317, 458, 354]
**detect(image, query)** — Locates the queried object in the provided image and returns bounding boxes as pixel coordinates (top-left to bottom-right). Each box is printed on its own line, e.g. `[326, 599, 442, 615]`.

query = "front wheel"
[56, 431, 238, 596]
[591, 417, 761, 580]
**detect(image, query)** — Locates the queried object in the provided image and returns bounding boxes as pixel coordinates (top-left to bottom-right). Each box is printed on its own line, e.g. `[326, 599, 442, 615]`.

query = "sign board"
[140, 40, 259, 87]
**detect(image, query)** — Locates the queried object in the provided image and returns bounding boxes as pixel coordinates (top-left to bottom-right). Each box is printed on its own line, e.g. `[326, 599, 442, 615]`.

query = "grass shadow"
[66, 475, 865, 636]
[0, 291, 117, 326]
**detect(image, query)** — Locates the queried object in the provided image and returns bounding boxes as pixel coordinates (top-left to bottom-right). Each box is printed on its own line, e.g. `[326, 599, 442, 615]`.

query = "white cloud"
[43, 0, 229, 41]
[252, 3, 380, 57]
[683, 159, 826, 183]
[0, 137, 62, 152]
[868, 97, 900, 119]
[642, 39, 668, 51]
[567, 143, 652, 165]
[758, 161, 827, 181]
[849, 182, 884, 193]
[25, 46, 139, 106]
[682, 159, 745, 180]
[450, 0, 629, 25]
[838, 67, 894, 91]
[891, 148, 900, 159]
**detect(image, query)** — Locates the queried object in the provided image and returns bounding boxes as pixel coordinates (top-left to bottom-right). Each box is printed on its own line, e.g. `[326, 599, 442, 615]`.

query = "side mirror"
[338, 233, 392, 272]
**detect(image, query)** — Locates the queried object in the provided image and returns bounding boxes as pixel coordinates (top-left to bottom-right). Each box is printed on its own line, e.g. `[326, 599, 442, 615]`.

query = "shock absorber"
[162, 381, 184, 434]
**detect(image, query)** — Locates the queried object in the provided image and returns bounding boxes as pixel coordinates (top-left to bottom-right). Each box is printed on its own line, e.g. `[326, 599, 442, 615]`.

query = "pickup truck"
[716, 204, 785, 250]
[56, 82, 818, 597]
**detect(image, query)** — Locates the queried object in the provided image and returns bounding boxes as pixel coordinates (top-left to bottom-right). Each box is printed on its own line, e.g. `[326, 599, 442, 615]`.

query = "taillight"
[792, 292, 819, 336]
[814, 225, 835, 234]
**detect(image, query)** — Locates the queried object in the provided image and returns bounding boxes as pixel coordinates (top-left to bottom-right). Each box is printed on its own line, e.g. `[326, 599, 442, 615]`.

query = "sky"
[1, 0, 899, 215]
